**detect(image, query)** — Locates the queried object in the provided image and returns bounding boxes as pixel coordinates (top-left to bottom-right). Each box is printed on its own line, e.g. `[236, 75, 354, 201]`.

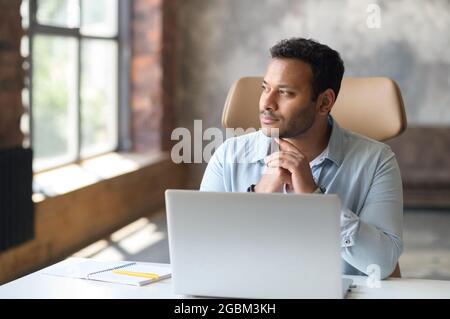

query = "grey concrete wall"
[175, 0, 450, 188]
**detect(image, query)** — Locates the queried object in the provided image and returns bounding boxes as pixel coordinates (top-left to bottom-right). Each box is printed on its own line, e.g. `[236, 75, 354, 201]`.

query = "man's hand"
[262, 138, 317, 194]
[254, 165, 292, 193]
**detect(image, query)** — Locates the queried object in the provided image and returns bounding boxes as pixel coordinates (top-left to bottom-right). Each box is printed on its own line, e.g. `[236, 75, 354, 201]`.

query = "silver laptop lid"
[165, 190, 342, 299]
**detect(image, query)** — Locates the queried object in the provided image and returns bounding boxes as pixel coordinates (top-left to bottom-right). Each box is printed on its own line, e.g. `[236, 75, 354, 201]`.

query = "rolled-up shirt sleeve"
[340, 149, 403, 279]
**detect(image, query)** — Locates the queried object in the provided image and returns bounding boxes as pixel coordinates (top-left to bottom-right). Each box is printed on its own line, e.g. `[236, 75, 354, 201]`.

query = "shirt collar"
[324, 115, 345, 167]
[248, 115, 345, 166]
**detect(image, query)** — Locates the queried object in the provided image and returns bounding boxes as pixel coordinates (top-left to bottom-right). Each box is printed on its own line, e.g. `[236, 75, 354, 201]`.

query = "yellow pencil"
[112, 270, 160, 279]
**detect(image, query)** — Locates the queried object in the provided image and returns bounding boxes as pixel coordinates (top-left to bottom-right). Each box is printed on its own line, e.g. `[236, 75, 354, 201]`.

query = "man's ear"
[317, 89, 336, 115]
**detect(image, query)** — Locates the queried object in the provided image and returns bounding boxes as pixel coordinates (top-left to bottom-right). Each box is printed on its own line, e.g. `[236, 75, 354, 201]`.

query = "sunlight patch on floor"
[72, 212, 167, 262]
[116, 223, 165, 255]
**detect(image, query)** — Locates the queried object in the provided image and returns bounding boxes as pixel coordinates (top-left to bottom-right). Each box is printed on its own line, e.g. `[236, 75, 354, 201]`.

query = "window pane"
[21, 0, 30, 29]
[36, 0, 79, 28]
[81, 0, 118, 37]
[80, 39, 118, 158]
[32, 35, 78, 170]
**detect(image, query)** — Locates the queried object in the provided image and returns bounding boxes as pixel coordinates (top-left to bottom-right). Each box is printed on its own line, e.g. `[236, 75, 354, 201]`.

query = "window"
[21, 0, 130, 172]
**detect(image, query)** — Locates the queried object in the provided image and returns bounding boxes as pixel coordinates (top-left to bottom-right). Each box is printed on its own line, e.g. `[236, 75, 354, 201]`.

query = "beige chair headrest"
[222, 77, 407, 141]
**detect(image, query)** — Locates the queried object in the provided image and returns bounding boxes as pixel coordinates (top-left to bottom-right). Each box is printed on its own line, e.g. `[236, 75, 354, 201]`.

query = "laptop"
[165, 190, 353, 299]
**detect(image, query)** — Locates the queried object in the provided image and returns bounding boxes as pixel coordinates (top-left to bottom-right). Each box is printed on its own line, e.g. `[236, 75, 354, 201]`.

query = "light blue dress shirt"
[200, 116, 403, 279]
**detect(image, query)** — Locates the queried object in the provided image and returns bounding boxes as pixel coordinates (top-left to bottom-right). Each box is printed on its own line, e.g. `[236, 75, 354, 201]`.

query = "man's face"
[259, 58, 317, 138]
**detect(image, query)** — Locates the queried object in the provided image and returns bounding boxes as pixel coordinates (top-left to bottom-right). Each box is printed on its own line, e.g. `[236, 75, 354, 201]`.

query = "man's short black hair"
[270, 38, 345, 101]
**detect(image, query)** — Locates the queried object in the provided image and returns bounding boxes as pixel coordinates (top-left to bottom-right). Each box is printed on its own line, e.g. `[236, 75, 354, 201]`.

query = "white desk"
[1, 258, 450, 299]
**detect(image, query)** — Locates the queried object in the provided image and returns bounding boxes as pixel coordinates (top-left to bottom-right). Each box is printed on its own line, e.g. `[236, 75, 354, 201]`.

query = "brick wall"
[131, 0, 177, 152]
[0, 0, 24, 150]
[161, 0, 177, 151]
[0, 0, 34, 254]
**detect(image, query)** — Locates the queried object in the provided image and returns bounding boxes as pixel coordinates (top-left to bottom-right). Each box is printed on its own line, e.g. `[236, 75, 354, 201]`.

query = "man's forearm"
[341, 218, 403, 279]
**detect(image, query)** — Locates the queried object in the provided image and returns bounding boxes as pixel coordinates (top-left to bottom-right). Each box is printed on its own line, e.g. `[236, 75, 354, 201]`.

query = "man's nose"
[260, 90, 278, 111]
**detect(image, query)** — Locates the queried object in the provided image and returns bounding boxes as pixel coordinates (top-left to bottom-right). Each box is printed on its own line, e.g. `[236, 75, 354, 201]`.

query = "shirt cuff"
[340, 207, 360, 248]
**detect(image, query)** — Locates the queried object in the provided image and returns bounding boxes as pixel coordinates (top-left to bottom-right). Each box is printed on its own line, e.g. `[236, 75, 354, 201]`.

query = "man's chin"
[261, 126, 281, 138]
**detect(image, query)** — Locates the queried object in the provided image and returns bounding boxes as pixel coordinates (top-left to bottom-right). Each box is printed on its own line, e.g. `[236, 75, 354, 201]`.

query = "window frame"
[26, 0, 131, 173]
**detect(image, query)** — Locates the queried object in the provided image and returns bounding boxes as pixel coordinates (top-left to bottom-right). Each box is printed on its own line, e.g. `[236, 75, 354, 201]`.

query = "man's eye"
[261, 85, 269, 92]
[279, 90, 293, 96]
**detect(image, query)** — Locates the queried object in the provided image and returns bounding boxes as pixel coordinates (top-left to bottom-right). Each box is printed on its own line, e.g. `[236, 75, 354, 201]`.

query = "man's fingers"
[263, 165, 292, 183]
[265, 151, 303, 164]
[274, 137, 301, 153]
[266, 157, 297, 170]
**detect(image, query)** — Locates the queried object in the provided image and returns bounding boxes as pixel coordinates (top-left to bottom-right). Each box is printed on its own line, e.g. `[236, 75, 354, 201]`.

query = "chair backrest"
[222, 76, 406, 277]
[222, 76, 407, 141]
[391, 263, 401, 278]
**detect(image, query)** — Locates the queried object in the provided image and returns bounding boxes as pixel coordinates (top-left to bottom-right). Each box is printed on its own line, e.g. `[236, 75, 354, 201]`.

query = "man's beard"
[280, 104, 316, 138]
[262, 103, 317, 138]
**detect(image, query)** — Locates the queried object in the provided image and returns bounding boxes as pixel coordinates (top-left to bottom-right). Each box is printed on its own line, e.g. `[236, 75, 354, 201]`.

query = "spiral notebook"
[42, 258, 171, 286]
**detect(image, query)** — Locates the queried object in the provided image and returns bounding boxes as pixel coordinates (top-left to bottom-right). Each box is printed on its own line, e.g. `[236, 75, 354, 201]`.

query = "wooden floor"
[400, 209, 450, 280]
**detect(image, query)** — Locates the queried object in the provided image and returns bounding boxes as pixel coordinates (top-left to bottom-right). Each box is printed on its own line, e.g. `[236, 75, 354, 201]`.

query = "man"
[200, 38, 403, 279]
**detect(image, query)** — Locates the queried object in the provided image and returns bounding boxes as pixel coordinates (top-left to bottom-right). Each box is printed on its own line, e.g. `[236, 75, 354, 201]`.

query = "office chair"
[222, 76, 407, 278]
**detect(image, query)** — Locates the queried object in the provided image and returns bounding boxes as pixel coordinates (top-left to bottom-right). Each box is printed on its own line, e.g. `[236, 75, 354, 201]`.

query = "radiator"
[0, 147, 34, 252]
